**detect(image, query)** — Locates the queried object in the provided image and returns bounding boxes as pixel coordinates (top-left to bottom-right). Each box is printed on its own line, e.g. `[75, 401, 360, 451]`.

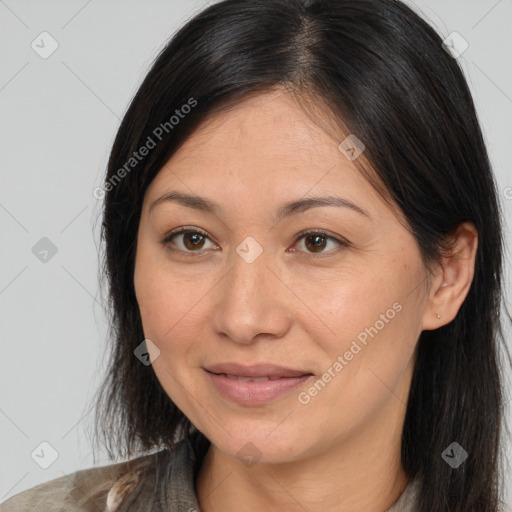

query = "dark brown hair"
[90, 1, 511, 510]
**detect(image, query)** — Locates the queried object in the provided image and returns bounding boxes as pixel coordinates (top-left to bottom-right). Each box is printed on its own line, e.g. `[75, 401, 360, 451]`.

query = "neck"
[196, 400, 410, 512]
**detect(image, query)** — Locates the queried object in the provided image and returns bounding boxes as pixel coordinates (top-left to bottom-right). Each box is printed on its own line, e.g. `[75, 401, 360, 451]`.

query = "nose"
[210, 246, 292, 345]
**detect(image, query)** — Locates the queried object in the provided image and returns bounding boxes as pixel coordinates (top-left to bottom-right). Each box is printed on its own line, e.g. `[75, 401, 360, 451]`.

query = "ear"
[421, 222, 478, 331]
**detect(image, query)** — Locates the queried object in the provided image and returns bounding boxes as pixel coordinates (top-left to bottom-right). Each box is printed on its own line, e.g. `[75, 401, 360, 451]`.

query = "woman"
[3, 0, 510, 511]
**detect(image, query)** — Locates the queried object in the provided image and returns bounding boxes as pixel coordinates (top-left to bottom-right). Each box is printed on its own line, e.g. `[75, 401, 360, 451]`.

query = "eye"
[290, 229, 348, 257]
[161, 227, 348, 257]
[161, 227, 219, 255]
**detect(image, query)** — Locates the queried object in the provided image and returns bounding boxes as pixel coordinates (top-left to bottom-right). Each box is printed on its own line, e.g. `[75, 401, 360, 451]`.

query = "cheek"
[312, 261, 424, 378]
[134, 254, 209, 357]
[134, 258, 207, 411]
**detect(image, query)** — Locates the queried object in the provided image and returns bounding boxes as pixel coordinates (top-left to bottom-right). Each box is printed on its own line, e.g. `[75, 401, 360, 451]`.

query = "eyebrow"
[149, 191, 370, 220]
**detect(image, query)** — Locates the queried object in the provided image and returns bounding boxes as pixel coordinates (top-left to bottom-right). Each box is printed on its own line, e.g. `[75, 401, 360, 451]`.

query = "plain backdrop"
[1, 0, 511, 505]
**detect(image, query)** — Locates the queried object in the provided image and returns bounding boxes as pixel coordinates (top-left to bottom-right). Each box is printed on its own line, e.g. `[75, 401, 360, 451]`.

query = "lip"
[204, 363, 314, 406]
[205, 362, 312, 379]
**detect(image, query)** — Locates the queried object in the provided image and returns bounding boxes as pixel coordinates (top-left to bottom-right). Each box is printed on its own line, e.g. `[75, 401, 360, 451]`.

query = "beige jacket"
[0, 435, 507, 511]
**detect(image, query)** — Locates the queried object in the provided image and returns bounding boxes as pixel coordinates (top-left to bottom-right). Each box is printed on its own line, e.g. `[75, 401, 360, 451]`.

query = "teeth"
[224, 374, 271, 382]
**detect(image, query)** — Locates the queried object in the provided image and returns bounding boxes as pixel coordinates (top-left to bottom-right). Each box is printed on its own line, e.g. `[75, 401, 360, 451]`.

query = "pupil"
[185, 233, 204, 250]
[306, 235, 326, 252]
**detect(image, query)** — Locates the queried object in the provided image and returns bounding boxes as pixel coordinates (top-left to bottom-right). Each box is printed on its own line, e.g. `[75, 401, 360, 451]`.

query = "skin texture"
[133, 89, 478, 512]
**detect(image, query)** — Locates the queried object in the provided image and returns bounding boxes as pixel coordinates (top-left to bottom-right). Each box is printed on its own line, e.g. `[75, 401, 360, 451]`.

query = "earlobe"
[421, 222, 478, 331]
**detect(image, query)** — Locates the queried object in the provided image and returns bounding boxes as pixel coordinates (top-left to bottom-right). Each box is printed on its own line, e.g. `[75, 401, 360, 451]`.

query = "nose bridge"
[211, 237, 290, 343]
[229, 239, 270, 300]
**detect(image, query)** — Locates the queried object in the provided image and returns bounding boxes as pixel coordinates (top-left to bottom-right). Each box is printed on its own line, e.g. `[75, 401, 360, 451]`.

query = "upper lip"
[205, 362, 313, 379]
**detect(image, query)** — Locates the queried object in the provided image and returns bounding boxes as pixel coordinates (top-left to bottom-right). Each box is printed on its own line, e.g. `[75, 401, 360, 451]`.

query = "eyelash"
[160, 226, 349, 258]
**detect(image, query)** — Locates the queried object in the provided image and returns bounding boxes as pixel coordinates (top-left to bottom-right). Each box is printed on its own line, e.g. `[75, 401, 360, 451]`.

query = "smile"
[205, 366, 314, 406]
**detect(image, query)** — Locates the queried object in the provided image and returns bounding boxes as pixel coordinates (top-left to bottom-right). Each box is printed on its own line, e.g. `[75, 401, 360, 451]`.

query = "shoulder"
[388, 478, 512, 512]
[0, 438, 197, 512]
[500, 501, 512, 512]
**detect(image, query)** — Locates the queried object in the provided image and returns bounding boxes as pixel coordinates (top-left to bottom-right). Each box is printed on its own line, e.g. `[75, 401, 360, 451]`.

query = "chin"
[201, 421, 318, 465]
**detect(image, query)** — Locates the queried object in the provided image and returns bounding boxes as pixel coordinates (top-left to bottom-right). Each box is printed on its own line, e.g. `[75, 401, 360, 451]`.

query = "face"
[134, 89, 431, 464]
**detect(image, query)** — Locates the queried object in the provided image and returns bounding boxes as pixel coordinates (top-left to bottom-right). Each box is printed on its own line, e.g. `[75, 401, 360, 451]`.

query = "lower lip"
[206, 371, 313, 406]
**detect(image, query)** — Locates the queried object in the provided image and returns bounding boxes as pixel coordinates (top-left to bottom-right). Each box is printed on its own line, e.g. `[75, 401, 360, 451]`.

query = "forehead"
[142, 89, 391, 223]
[170, 89, 343, 166]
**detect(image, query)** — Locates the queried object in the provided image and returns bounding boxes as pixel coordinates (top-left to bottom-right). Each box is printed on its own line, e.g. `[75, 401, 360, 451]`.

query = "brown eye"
[161, 227, 218, 254]
[304, 234, 328, 253]
[182, 232, 206, 250]
[292, 229, 348, 256]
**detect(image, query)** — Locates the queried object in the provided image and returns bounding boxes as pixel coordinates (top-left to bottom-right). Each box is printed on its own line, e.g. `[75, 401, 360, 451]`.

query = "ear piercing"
[435, 313, 441, 319]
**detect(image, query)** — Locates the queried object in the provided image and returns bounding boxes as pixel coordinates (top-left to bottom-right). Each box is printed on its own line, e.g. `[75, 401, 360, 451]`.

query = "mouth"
[214, 374, 288, 382]
[204, 363, 314, 405]
[205, 362, 313, 379]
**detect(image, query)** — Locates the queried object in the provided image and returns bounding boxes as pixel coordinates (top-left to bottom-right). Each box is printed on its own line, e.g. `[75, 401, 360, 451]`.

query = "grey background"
[1, 0, 511, 505]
